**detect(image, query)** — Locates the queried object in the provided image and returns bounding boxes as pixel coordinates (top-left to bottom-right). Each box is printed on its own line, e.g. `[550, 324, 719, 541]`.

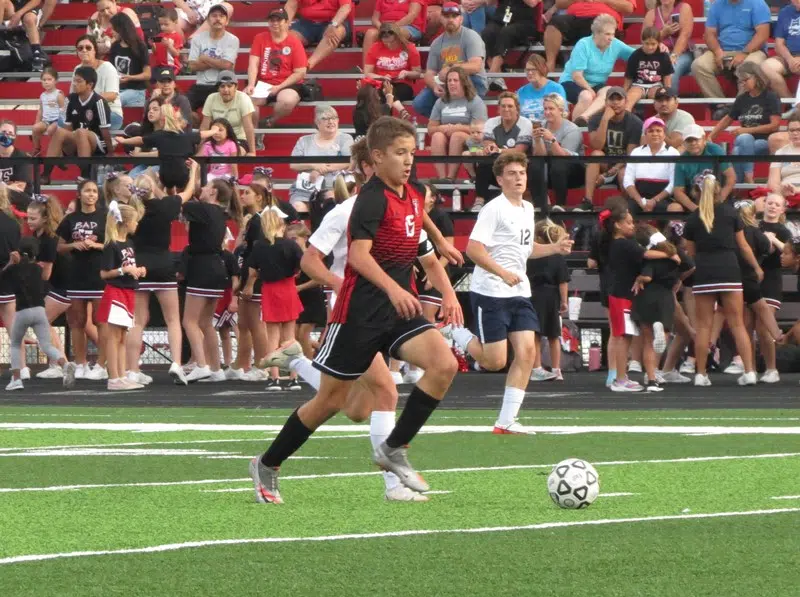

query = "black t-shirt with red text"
[102, 239, 139, 289]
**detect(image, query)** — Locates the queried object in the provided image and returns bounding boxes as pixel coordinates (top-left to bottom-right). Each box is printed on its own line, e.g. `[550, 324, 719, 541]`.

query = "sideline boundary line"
[1, 508, 798, 565]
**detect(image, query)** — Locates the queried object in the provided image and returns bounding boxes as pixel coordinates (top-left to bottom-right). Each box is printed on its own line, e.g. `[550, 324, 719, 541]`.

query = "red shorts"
[261, 277, 303, 323]
[608, 296, 639, 338]
[96, 285, 135, 329]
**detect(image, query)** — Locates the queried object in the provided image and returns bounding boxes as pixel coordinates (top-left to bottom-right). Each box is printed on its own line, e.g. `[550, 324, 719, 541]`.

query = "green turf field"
[1, 406, 799, 596]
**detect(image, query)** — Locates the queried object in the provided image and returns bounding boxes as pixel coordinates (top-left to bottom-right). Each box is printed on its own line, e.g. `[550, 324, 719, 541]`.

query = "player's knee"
[481, 354, 507, 372]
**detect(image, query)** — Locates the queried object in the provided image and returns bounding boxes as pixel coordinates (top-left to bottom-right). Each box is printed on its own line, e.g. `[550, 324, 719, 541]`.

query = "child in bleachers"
[150, 8, 184, 77]
[31, 67, 65, 157]
[199, 117, 244, 181]
[624, 27, 674, 111]
[462, 121, 485, 178]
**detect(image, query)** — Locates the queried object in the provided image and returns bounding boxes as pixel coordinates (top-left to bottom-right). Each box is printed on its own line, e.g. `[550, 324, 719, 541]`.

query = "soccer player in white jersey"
[444, 152, 573, 434]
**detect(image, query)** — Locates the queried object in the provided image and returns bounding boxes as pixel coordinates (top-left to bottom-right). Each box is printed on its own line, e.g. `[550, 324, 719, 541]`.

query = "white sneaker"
[391, 371, 404, 385]
[224, 367, 245, 381]
[552, 368, 564, 381]
[37, 364, 63, 379]
[169, 362, 188, 385]
[108, 378, 143, 391]
[760, 369, 780, 384]
[385, 485, 430, 502]
[199, 369, 226, 383]
[126, 371, 152, 385]
[20, 367, 31, 380]
[492, 420, 534, 435]
[5, 378, 23, 391]
[661, 369, 691, 383]
[724, 358, 745, 375]
[694, 374, 711, 386]
[242, 368, 268, 382]
[679, 358, 696, 375]
[737, 371, 757, 386]
[530, 367, 557, 381]
[652, 322, 667, 353]
[628, 360, 642, 373]
[185, 365, 211, 383]
[74, 363, 90, 379]
[182, 362, 197, 375]
[470, 198, 484, 213]
[85, 365, 108, 381]
[402, 368, 424, 384]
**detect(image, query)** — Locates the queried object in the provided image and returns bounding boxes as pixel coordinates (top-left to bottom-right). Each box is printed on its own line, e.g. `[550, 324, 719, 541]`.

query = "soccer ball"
[547, 458, 600, 509]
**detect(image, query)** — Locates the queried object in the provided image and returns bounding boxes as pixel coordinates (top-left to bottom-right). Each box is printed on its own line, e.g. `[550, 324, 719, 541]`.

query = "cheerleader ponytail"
[104, 201, 140, 245]
[28, 194, 64, 237]
[698, 174, 720, 233]
[260, 206, 285, 244]
[597, 205, 628, 262]
[735, 200, 758, 228]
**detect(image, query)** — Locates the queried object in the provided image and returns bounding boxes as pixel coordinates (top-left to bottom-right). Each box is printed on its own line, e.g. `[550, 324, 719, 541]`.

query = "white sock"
[451, 327, 476, 354]
[370, 411, 400, 490]
[497, 386, 526, 427]
[289, 356, 321, 390]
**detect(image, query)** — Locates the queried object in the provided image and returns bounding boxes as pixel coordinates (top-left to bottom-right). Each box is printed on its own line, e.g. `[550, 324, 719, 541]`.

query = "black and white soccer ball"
[547, 458, 600, 509]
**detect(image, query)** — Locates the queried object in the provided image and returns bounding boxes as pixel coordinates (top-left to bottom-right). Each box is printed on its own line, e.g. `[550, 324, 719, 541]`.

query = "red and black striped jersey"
[331, 176, 432, 325]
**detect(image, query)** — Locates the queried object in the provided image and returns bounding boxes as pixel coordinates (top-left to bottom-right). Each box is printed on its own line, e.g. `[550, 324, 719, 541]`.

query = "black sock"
[386, 386, 440, 449]
[260, 409, 313, 468]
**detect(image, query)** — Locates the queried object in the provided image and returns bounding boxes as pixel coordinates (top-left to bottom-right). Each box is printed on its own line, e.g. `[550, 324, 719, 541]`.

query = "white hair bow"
[108, 200, 123, 223]
[266, 204, 287, 219]
[647, 231, 667, 249]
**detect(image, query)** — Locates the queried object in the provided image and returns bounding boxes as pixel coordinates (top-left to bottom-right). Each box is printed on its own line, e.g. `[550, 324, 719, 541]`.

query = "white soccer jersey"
[468, 194, 535, 298]
[309, 195, 356, 281]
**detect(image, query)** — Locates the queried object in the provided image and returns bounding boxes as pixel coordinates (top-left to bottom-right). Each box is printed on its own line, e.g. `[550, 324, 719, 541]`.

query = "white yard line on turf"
[2, 452, 797, 494]
[3, 422, 800, 434]
[771, 495, 800, 500]
[0, 448, 241, 457]
[1, 507, 797, 566]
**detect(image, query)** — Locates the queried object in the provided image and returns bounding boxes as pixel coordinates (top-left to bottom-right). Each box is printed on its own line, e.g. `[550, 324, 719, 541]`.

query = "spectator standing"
[483, 0, 541, 92]
[364, 22, 423, 116]
[760, 0, 800, 100]
[623, 116, 681, 213]
[558, 15, 636, 123]
[707, 63, 780, 183]
[517, 54, 567, 124]
[412, 2, 488, 118]
[0, 0, 51, 70]
[285, 0, 352, 72]
[201, 70, 257, 156]
[544, 0, 636, 73]
[652, 87, 695, 150]
[245, 8, 308, 131]
[642, 0, 695, 96]
[187, 4, 240, 117]
[623, 27, 674, 110]
[672, 124, 736, 211]
[691, 0, 771, 120]
[109, 12, 150, 109]
[362, 0, 425, 61]
[72, 35, 122, 131]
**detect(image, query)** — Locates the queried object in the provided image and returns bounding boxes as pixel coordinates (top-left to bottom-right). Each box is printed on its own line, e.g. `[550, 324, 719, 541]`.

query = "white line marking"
[0, 449, 240, 458]
[422, 490, 452, 495]
[600, 492, 636, 497]
[2, 451, 789, 495]
[202, 456, 348, 460]
[771, 495, 800, 500]
[1, 508, 797, 565]
[3, 422, 800, 435]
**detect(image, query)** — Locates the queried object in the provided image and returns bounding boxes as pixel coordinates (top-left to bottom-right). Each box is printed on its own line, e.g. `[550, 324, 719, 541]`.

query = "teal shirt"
[559, 36, 635, 87]
[674, 142, 732, 190]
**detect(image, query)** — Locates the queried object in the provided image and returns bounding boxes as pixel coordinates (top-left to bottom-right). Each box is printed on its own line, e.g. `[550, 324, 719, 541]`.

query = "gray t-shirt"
[431, 96, 488, 125]
[427, 27, 487, 89]
[290, 132, 355, 201]
[189, 30, 241, 86]
[664, 108, 695, 136]
[547, 119, 583, 155]
[483, 116, 533, 149]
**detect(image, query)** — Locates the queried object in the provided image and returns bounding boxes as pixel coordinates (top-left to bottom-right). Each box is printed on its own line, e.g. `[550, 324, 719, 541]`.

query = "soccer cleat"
[627, 360, 642, 373]
[652, 322, 667, 353]
[5, 378, 23, 391]
[259, 340, 303, 374]
[199, 369, 226, 383]
[402, 367, 424, 385]
[185, 365, 211, 383]
[224, 367, 245, 381]
[660, 369, 691, 384]
[724, 358, 745, 375]
[36, 364, 63, 379]
[20, 367, 31, 380]
[679, 358, 696, 375]
[610, 378, 643, 392]
[62, 362, 76, 389]
[373, 442, 429, 493]
[760, 369, 780, 384]
[126, 370, 153, 385]
[645, 379, 664, 392]
[390, 371, 404, 385]
[385, 485, 430, 502]
[530, 367, 557, 382]
[493, 419, 534, 435]
[169, 362, 188, 385]
[265, 378, 283, 391]
[286, 378, 302, 391]
[737, 371, 757, 386]
[86, 365, 108, 381]
[249, 457, 283, 504]
[694, 374, 712, 387]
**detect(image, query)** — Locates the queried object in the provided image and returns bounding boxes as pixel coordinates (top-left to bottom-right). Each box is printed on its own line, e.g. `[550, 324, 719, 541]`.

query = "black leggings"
[527, 157, 586, 211]
[475, 162, 502, 201]
[482, 21, 536, 58]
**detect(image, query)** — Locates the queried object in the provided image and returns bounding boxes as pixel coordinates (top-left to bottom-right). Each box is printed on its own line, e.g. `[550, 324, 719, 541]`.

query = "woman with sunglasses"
[72, 35, 123, 131]
[362, 0, 425, 59]
[363, 22, 422, 120]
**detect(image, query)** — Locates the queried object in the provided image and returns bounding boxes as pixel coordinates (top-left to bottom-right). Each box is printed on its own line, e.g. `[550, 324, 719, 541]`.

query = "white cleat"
[492, 419, 534, 435]
[385, 485, 430, 502]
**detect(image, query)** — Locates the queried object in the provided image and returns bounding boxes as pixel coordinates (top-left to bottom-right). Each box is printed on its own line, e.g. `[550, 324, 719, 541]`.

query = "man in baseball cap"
[673, 124, 736, 211]
[653, 87, 695, 150]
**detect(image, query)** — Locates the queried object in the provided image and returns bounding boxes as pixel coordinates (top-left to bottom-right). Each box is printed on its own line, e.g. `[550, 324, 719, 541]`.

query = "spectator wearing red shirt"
[362, 0, 426, 61]
[246, 8, 308, 130]
[364, 23, 422, 116]
[285, 0, 352, 71]
[150, 8, 185, 77]
[544, 0, 636, 72]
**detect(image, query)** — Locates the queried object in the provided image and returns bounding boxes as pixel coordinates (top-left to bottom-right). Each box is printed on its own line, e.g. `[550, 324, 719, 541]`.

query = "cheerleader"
[601, 206, 678, 392]
[4, 238, 75, 391]
[418, 183, 455, 323]
[528, 220, 570, 382]
[286, 222, 326, 360]
[98, 201, 146, 391]
[25, 195, 70, 380]
[56, 179, 107, 380]
[182, 178, 240, 382]
[758, 194, 791, 383]
[243, 208, 303, 391]
[0, 186, 21, 374]
[682, 175, 762, 386]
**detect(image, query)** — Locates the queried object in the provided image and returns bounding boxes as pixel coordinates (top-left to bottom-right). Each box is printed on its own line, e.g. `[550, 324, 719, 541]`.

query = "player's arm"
[530, 237, 573, 259]
[423, 211, 464, 265]
[301, 244, 343, 293]
[466, 239, 521, 287]
[419, 250, 464, 326]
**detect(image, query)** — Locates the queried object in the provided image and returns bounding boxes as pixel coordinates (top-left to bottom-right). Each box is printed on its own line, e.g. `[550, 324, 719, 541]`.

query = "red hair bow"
[598, 209, 611, 224]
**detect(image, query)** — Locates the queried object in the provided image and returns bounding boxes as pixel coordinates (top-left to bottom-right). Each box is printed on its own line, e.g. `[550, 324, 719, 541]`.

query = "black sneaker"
[265, 378, 283, 391]
[286, 378, 302, 391]
[645, 380, 664, 392]
[32, 49, 47, 72]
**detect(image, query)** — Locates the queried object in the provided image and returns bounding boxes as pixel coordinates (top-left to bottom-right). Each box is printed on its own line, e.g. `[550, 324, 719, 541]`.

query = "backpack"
[0, 30, 33, 73]
[539, 320, 582, 372]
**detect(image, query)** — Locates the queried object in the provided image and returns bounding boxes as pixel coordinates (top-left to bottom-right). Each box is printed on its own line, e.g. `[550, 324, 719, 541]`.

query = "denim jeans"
[462, 7, 486, 34]
[412, 75, 488, 118]
[669, 51, 693, 96]
[732, 133, 769, 181]
[120, 88, 146, 108]
[110, 111, 124, 132]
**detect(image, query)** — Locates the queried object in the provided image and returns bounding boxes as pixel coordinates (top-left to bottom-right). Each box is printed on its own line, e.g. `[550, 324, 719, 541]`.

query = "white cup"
[568, 296, 582, 321]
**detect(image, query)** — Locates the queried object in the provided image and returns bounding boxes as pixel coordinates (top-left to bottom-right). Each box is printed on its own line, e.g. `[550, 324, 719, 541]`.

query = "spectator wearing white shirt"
[623, 116, 681, 213]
